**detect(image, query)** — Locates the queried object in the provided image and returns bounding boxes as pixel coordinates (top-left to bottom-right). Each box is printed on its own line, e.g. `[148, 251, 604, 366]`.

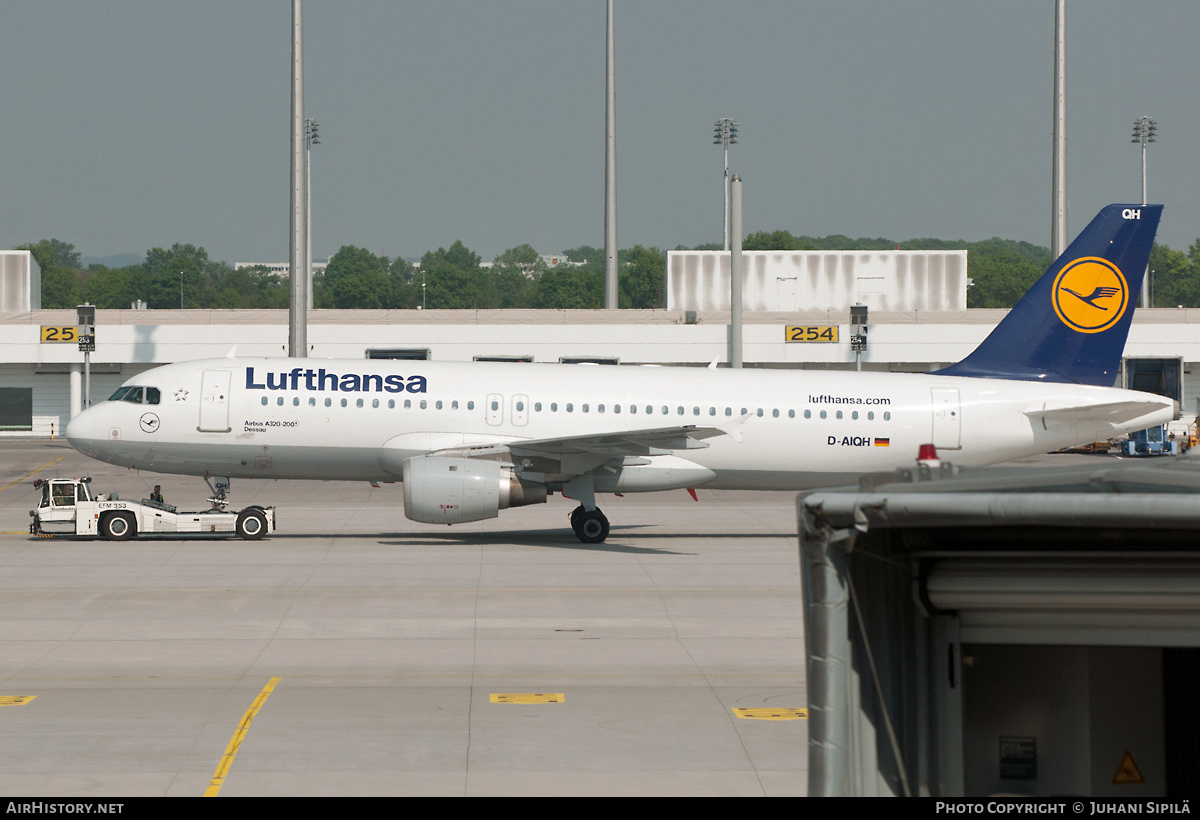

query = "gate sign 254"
[785, 326, 839, 343]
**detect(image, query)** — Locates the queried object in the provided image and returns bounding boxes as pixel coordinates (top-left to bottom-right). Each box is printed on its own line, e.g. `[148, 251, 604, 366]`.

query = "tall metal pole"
[305, 119, 319, 311]
[1050, 0, 1067, 260]
[603, 0, 618, 309]
[1132, 116, 1157, 308]
[288, 0, 308, 357]
[307, 125, 313, 311]
[730, 174, 743, 369]
[714, 117, 738, 251]
[724, 143, 729, 251]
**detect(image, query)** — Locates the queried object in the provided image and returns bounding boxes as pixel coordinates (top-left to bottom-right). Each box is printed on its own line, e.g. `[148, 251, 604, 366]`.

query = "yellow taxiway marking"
[490, 693, 564, 704]
[204, 677, 281, 797]
[733, 707, 808, 720]
[0, 457, 65, 494]
[0, 696, 36, 706]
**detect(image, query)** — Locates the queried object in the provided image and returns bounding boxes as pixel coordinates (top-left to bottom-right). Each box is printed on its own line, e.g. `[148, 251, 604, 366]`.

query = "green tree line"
[23, 231, 1200, 311]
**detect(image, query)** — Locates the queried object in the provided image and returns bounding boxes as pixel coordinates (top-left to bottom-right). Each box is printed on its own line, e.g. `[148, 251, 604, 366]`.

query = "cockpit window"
[106, 386, 159, 405]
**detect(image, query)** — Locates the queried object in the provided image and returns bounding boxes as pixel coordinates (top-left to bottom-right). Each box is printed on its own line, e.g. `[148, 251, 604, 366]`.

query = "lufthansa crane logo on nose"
[1051, 256, 1129, 334]
[139, 413, 160, 433]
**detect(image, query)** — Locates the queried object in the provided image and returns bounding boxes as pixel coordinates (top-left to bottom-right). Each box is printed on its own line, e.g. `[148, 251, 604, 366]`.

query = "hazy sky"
[3, 1, 1197, 264]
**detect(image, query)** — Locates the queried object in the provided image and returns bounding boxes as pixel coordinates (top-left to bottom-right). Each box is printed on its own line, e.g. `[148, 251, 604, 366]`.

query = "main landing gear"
[569, 505, 610, 544]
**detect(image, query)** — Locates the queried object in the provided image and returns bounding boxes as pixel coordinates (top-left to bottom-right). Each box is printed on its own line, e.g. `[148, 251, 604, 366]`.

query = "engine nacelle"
[402, 456, 547, 525]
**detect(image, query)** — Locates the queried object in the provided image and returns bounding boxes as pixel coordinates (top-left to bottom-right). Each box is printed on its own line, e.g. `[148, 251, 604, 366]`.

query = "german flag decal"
[874, 438, 890, 447]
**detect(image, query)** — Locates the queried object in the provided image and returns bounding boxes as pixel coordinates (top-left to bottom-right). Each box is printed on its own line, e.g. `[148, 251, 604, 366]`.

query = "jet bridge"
[798, 456, 1200, 797]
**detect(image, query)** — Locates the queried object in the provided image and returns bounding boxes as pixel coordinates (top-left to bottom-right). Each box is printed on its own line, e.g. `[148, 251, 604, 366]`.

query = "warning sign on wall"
[1112, 750, 1145, 785]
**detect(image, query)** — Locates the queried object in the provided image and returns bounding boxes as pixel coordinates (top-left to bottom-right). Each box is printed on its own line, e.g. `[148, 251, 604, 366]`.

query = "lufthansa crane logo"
[1051, 256, 1129, 334]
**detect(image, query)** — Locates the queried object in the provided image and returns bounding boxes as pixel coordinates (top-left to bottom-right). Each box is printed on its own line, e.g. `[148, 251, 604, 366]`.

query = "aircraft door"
[512, 394, 529, 427]
[198, 370, 232, 433]
[486, 393, 503, 426]
[930, 387, 962, 449]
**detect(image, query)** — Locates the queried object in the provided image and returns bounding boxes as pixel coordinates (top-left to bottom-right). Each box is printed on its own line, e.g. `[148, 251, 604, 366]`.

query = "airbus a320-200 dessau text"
[66, 204, 1174, 543]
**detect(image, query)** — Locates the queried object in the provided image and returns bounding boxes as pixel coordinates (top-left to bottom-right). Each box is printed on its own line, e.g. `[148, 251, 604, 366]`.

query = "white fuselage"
[65, 358, 1174, 491]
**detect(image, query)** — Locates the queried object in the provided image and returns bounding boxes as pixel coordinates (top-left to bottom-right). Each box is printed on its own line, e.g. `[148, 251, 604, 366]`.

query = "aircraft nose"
[66, 409, 98, 456]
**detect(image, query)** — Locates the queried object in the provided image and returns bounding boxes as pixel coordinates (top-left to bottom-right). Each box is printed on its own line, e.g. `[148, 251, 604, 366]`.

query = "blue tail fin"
[934, 204, 1162, 386]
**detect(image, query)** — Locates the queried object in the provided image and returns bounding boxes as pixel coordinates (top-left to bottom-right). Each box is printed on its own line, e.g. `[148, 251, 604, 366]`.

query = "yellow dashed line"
[205, 677, 281, 797]
[0, 696, 36, 706]
[733, 707, 808, 720]
[490, 693, 564, 703]
[0, 457, 65, 494]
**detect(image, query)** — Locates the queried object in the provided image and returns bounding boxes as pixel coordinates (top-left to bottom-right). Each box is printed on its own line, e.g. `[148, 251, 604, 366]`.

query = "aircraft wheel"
[101, 512, 136, 541]
[236, 509, 268, 541]
[569, 504, 586, 533]
[575, 508, 609, 544]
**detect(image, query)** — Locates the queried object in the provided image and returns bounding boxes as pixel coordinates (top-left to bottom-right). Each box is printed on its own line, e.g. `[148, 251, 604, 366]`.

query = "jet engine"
[402, 455, 547, 524]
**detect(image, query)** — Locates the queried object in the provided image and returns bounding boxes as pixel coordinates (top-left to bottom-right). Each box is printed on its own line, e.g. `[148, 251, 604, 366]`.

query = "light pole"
[713, 116, 738, 251]
[1131, 116, 1157, 206]
[305, 118, 320, 309]
[1132, 116, 1157, 307]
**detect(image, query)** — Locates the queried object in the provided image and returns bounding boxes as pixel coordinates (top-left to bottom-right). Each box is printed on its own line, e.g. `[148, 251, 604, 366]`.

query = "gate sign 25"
[40, 326, 79, 343]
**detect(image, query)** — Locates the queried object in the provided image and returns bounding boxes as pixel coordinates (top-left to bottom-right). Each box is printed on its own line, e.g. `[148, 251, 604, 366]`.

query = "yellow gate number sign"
[785, 325, 839, 343]
[40, 326, 79, 343]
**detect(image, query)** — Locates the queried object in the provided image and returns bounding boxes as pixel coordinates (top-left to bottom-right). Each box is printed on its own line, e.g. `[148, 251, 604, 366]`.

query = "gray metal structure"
[604, 0, 618, 310]
[729, 174, 742, 368]
[288, 0, 308, 357]
[1051, 0, 1067, 260]
[799, 456, 1200, 796]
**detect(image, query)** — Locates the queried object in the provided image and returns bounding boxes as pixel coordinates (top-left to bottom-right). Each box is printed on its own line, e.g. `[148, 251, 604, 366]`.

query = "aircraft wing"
[1025, 399, 1174, 427]
[434, 424, 727, 478]
[508, 424, 724, 457]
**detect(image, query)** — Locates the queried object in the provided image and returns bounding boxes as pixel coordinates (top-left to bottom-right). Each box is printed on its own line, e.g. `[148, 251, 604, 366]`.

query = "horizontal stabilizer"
[1024, 399, 1173, 427]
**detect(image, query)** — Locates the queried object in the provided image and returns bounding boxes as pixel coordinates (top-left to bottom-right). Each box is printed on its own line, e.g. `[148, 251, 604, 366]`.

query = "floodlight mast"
[1132, 116, 1157, 207]
[1132, 116, 1157, 308]
[714, 117, 738, 251]
[305, 118, 320, 311]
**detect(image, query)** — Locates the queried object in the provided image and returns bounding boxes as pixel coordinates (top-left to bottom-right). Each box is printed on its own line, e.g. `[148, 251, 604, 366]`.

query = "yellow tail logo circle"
[1052, 257, 1129, 333]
